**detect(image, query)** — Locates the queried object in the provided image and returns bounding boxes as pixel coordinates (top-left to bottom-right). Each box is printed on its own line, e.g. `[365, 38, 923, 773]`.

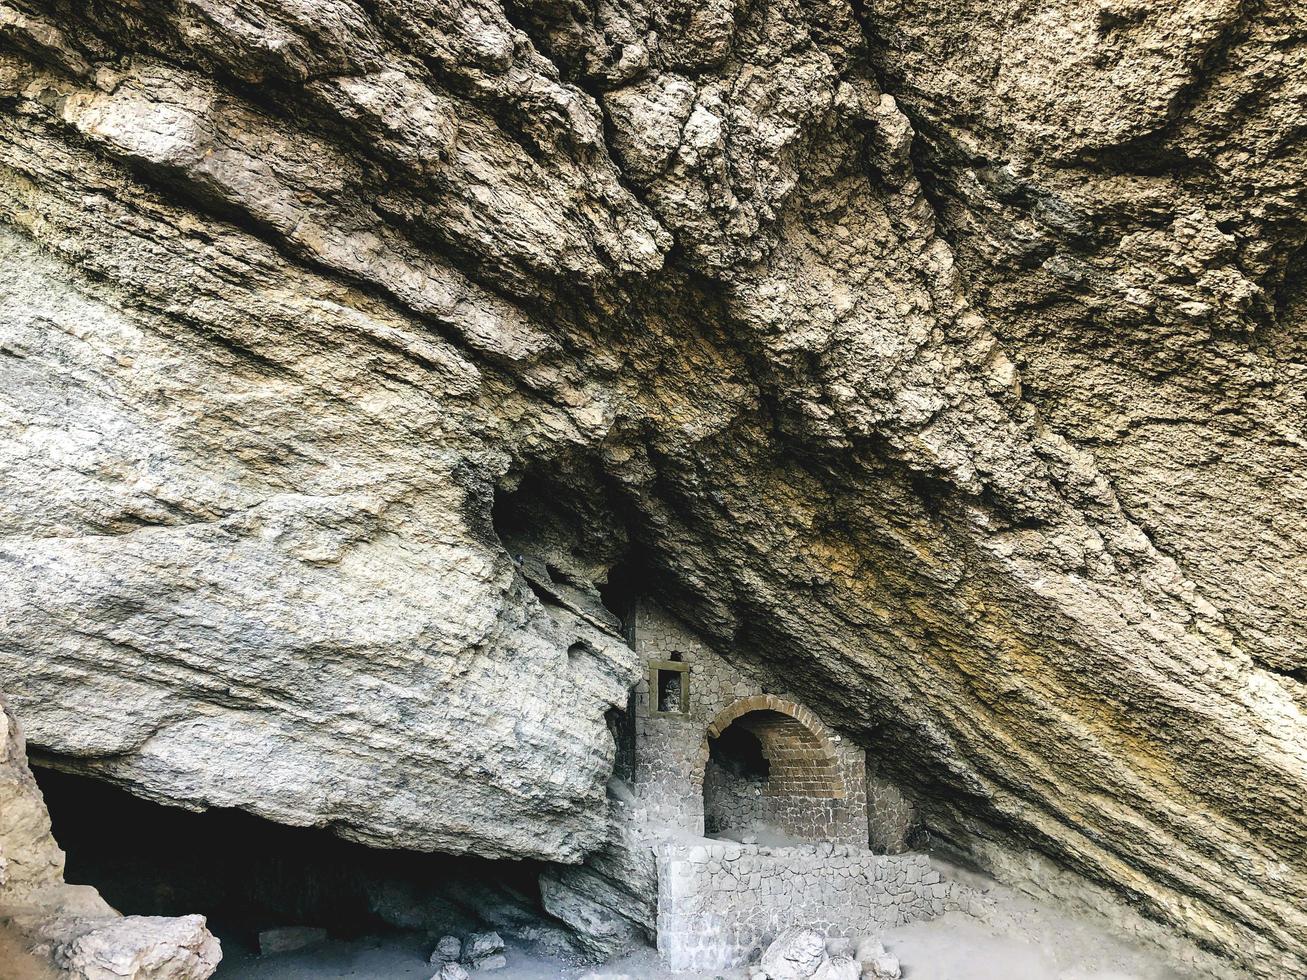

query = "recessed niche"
[650, 658, 689, 715]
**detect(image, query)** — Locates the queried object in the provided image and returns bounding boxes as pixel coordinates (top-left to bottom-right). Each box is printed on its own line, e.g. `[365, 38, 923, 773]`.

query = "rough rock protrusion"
[0, 691, 221, 979]
[758, 928, 827, 979]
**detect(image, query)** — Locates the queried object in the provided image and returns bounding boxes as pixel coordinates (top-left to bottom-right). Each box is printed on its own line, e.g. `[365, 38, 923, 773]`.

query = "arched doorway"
[695, 696, 849, 844]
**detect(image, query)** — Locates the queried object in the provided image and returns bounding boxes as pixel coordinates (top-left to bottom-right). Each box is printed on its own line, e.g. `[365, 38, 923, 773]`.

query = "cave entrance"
[31, 767, 554, 956]
[702, 708, 845, 844]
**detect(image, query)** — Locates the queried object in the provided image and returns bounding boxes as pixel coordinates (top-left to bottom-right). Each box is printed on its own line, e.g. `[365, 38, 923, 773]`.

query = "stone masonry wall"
[655, 841, 961, 972]
[866, 770, 918, 855]
[703, 758, 767, 836]
[630, 601, 868, 846]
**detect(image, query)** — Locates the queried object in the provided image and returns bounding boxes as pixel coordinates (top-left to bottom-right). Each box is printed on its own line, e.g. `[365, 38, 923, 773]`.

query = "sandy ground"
[215, 933, 672, 980]
[0, 922, 58, 980]
[215, 855, 1194, 980]
[214, 898, 1194, 980]
[877, 910, 1191, 980]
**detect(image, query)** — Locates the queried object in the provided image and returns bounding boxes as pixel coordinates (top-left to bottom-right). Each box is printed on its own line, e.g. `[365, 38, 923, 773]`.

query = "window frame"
[649, 659, 690, 716]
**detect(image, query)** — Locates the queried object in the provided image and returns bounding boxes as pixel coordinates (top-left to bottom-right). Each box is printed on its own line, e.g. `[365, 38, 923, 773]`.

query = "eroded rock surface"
[0, 1, 1302, 977]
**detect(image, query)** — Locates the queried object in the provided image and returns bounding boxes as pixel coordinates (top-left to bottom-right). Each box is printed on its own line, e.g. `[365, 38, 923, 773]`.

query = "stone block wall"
[629, 601, 867, 845]
[628, 602, 748, 830]
[866, 770, 918, 855]
[655, 841, 961, 972]
[702, 757, 766, 835]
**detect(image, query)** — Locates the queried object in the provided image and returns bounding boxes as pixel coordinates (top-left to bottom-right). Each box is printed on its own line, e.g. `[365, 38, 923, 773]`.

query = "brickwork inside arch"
[701, 705, 859, 843]
[627, 601, 868, 844]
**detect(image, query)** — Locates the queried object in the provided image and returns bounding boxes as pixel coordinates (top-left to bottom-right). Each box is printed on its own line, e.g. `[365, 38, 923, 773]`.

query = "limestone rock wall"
[0, 217, 637, 861]
[0, 696, 66, 904]
[0, 2, 1302, 977]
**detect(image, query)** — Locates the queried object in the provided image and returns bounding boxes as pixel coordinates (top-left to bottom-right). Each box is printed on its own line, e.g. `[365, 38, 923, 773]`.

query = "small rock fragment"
[854, 937, 902, 979]
[760, 927, 827, 979]
[854, 938, 885, 962]
[431, 964, 470, 980]
[430, 935, 462, 963]
[826, 937, 854, 957]
[463, 931, 504, 958]
[462, 930, 506, 969]
[863, 951, 901, 980]
[812, 955, 861, 980]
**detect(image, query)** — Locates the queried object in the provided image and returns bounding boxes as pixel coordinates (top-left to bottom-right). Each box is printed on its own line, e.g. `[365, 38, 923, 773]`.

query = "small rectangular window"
[649, 659, 689, 715]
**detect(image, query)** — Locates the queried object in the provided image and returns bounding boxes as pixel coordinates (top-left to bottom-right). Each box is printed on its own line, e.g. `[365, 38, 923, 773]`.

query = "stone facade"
[655, 841, 961, 972]
[628, 602, 867, 846]
[866, 772, 918, 855]
[622, 602, 957, 971]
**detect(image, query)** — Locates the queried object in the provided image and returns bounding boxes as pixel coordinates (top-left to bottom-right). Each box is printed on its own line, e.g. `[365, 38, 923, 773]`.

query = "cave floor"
[212, 896, 1193, 980]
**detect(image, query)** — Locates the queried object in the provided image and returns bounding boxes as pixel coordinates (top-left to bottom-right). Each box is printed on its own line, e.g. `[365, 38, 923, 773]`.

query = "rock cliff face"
[0, 2, 1302, 977]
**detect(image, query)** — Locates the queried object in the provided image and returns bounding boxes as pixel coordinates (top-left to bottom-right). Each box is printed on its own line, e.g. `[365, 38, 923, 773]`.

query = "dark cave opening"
[33, 767, 555, 952]
[606, 704, 636, 786]
[489, 459, 656, 635]
[703, 723, 772, 838]
[708, 723, 772, 782]
[597, 554, 651, 629]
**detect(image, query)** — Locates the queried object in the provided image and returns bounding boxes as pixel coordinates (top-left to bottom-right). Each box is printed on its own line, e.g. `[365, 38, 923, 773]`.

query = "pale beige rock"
[0, 698, 64, 900]
[0, 2, 1302, 978]
[759, 928, 827, 980]
[429, 935, 461, 963]
[811, 956, 861, 980]
[52, 915, 220, 980]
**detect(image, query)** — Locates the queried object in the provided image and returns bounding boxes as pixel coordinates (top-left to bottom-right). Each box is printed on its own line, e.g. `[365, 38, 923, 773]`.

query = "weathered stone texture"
[0, 219, 637, 860]
[0, 694, 65, 903]
[0, 1, 1303, 977]
[656, 842, 960, 971]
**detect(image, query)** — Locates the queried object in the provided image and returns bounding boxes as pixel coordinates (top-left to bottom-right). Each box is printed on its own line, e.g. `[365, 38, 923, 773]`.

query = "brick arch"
[693, 695, 846, 802]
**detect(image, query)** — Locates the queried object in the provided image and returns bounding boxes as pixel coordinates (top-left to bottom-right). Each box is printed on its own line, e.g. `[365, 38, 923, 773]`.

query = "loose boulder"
[759, 928, 827, 979]
[430, 935, 462, 963]
[855, 939, 901, 980]
[811, 955, 861, 980]
[258, 926, 327, 956]
[55, 915, 221, 980]
[463, 930, 506, 970]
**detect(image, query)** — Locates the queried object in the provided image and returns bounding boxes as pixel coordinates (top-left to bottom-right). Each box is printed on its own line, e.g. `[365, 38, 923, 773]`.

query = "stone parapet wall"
[655, 840, 961, 972]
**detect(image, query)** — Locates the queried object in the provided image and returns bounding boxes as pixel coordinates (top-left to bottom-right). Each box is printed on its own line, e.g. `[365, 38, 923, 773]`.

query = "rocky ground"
[0, 1, 1303, 978]
[211, 895, 1193, 980]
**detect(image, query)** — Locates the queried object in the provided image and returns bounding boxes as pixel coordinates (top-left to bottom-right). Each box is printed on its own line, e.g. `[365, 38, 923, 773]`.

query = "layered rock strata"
[0, 2, 1301, 977]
